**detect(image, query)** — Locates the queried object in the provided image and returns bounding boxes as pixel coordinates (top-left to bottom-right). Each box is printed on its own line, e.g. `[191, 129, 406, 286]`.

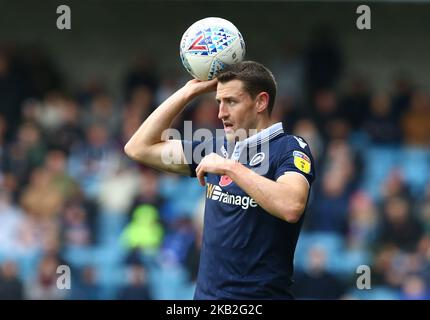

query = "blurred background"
[1, 0, 430, 300]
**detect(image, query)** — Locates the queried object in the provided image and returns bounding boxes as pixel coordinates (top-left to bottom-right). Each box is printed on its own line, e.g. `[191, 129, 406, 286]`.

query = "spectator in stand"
[326, 118, 351, 143]
[347, 191, 379, 250]
[402, 91, 430, 147]
[159, 217, 196, 268]
[121, 204, 164, 255]
[0, 187, 29, 257]
[391, 74, 414, 121]
[305, 25, 342, 96]
[124, 85, 155, 124]
[25, 254, 68, 300]
[117, 263, 152, 300]
[340, 76, 371, 131]
[294, 246, 346, 299]
[97, 158, 140, 217]
[69, 265, 101, 300]
[36, 91, 68, 134]
[61, 202, 91, 247]
[20, 167, 64, 221]
[307, 139, 357, 235]
[379, 196, 424, 252]
[400, 274, 430, 300]
[306, 168, 350, 235]
[364, 92, 401, 145]
[67, 123, 121, 198]
[310, 88, 340, 139]
[322, 140, 357, 186]
[49, 98, 84, 153]
[4, 121, 47, 186]
[120, 114, 143, 149]
[124, 52, 159, 102]
[0, 261, 24, 300]
[120, 84, 157, 150]
[371, 244, 400, 287]
[380, 169, 412, 201]
[83, 92, 120, 136]
[127, 169, 165, 222]
[43, 149, 79, 199]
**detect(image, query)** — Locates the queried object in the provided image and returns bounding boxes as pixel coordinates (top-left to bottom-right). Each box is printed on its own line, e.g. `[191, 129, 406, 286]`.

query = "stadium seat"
[400, 148, 430, 196]
[361, 146, 400, 200]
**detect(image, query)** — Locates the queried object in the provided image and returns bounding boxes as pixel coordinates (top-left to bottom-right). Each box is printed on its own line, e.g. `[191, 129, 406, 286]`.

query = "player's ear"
[255, 92, 269, 113]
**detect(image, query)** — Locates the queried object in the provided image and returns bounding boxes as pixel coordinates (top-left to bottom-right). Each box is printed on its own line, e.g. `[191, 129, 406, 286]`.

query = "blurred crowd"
[1, 30, 430, 300]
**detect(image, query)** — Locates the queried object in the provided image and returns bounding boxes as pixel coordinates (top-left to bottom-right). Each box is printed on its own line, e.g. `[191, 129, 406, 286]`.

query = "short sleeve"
[181, 139, 214, 177]
[274, 136, 316, 186]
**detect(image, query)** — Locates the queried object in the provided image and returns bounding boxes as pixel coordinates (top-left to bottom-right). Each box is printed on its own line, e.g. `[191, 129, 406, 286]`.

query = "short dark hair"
[217, 61, 277, 115]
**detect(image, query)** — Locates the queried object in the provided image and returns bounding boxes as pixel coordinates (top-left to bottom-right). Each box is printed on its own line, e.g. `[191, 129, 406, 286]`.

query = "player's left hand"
[195, 152, 234, 186]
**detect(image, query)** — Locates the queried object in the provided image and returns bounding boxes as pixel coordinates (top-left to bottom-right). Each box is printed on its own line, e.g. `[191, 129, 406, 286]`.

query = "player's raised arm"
[124, 78, 217, 175]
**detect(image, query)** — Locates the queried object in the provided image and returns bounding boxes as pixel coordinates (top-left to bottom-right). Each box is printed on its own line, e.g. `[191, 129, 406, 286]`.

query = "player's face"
[216, 80, 259, 141]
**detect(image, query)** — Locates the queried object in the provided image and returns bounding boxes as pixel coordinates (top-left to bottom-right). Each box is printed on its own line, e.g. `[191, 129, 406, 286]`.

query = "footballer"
[124, 61, 315, 299]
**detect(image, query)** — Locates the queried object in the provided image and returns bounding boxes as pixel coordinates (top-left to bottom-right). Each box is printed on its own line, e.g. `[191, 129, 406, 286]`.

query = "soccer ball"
[180, 17, 246, 81]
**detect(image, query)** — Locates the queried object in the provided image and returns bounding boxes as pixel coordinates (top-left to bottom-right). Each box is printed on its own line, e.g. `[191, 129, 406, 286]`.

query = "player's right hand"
[184, 78, 218, 98]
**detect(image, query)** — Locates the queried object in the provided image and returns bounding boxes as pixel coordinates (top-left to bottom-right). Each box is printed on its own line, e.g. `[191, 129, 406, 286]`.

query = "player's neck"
[255, 117, 272, 133]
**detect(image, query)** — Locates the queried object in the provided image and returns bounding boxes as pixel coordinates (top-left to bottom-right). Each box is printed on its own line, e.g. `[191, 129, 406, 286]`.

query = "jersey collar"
[229, 122, 284, 160]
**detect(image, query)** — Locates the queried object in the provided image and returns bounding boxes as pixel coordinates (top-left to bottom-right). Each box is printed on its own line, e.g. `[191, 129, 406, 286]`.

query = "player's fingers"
[197, 170, 205, 186]
[195, 164, 204, 186]
[207, 78, 218, 86]
[200, 78, 218, 93]
[199, 176, 205, 186]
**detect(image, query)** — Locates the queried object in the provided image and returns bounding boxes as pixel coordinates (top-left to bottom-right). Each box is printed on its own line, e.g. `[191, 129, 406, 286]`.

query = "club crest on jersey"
[249, 152, 265, 166]
[219, 175, 233, 187]
[293, 150, 311, 174]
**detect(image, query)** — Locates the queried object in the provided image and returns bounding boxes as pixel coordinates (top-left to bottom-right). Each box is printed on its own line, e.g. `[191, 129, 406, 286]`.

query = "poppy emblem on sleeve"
[219, 175, 233, 187]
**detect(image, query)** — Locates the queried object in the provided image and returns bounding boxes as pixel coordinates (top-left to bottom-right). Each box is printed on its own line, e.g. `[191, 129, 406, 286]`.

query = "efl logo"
[188, 33, 207, 51]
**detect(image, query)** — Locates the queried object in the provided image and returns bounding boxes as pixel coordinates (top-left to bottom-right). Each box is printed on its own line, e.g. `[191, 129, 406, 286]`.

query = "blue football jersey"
[182, 122, 315, 299]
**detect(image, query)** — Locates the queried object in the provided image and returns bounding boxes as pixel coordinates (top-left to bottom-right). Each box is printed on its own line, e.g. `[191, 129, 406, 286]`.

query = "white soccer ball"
[180, 17, 246, 81]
